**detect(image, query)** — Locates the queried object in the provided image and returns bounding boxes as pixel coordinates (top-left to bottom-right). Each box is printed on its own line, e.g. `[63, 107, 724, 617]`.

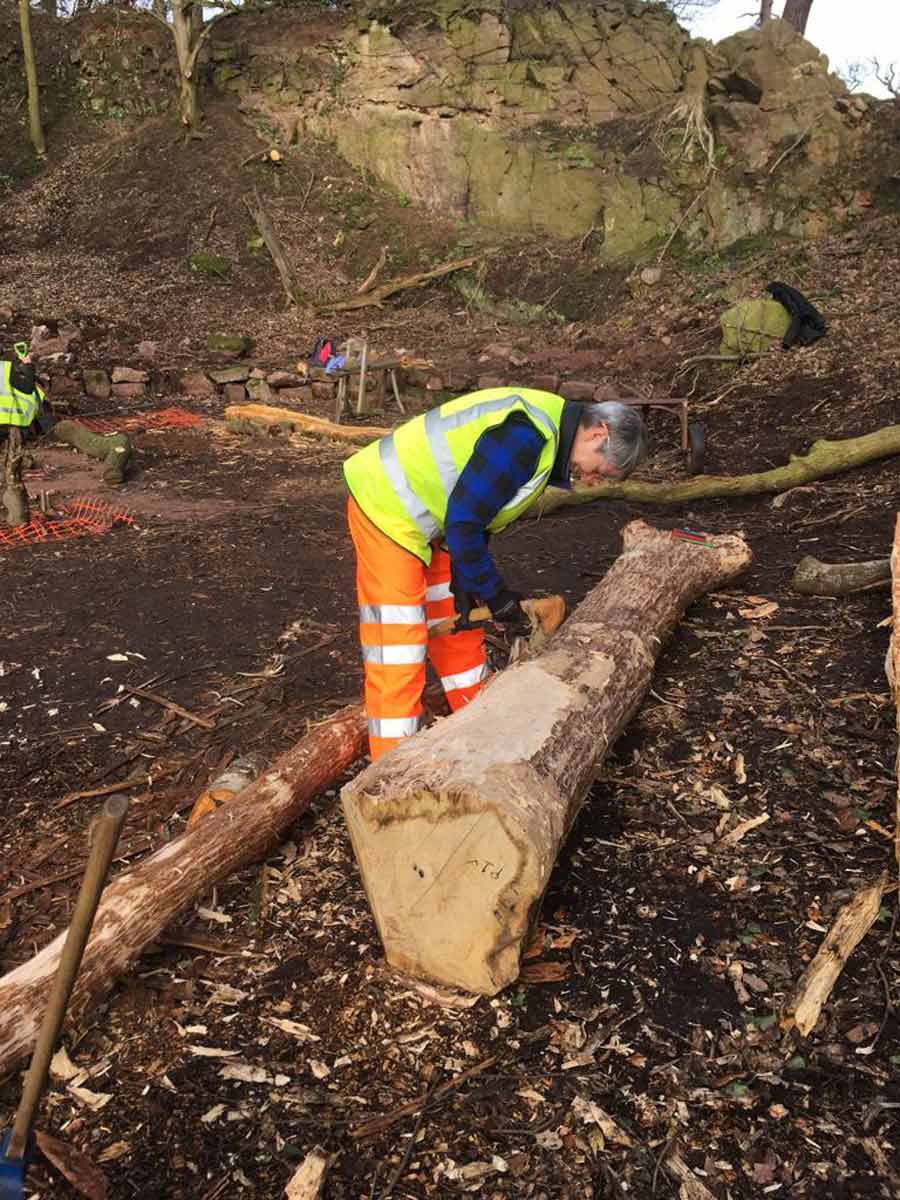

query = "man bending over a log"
[343, 388, 647, 760]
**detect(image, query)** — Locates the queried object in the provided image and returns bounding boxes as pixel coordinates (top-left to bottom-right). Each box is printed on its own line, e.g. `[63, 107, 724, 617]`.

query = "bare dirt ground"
[1, 92, 899, 1200]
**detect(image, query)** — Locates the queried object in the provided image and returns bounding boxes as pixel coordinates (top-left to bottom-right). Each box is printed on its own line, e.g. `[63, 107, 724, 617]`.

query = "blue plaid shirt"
[445, 415, 546, 601]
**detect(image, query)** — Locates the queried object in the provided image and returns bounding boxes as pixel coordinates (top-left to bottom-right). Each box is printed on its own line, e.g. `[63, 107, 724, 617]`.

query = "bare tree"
[872, 59, 899, 99]
[148, 0, 239, 129]
[759, 0, 773, 24]
[18, 0, 46, 158]
[781, 0, 813, 36]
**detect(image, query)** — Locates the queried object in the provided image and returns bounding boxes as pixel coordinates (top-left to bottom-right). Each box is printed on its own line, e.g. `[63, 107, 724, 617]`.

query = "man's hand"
[450, 563, 480, 631]
[487, 588, 528, 631]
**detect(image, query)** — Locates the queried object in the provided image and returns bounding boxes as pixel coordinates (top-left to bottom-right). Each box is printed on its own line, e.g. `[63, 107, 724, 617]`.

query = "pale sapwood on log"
[223, 403, 387, 445]
[342, 521, 753, 995]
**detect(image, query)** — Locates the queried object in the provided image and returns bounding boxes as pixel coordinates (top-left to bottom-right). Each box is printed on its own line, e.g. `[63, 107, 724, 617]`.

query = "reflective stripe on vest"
[344, 388, 565, 562]
[0, 361, 43, 428]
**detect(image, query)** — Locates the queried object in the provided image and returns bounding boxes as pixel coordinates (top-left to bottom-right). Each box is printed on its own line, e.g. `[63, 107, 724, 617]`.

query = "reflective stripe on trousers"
[348, 497, 487, 762]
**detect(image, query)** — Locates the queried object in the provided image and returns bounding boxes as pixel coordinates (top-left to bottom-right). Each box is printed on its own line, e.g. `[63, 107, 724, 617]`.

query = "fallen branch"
[792, 555, 892, 596]
[125, 686, 215, 730]
[533, 425, 900, 515]
[781, 875, 887, 1037]
[356, 246, 388, 295]
[0, 704, 368, 1077]
[224, 403, 387, 445]
[243, 187, 302, 308]
[317, 255, 479, 314]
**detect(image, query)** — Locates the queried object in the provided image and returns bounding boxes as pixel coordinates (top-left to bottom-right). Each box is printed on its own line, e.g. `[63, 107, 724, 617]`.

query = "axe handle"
[428, 595, 563, 639]
[7, 795, 129, 1162]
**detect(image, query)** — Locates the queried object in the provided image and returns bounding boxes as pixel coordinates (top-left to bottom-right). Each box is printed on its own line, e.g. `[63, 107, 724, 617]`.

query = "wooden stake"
[3, 426, 29, 526]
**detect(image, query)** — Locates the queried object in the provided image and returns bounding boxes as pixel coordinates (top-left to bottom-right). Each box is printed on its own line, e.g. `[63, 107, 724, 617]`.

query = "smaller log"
[781, 875, 886, 1037]
[0, 703, 368, 1077]
[317, 255, 479, 314]
[792, 555, 891, 596]
[53, 421, 131, 485]
[224, 402, 387, 445]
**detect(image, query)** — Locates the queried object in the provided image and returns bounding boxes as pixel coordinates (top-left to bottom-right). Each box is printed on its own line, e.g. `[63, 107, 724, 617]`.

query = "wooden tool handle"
[7, 795, 129, 1162]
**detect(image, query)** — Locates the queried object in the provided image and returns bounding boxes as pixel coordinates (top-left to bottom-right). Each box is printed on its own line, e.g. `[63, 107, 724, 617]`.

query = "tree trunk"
[170, 0, 198, 128]
[891, 516, 900, 879]
[532, 425, 900, 515]
[341, 521, 753, 996]
[40, 0, 57, 15]
[792, 555, 891, 596]
[3, 427, 30, 526]
[18, 0, 46, 159]
[759, 0, 773, 24]
[0, 703, 368, 1076]
[781, 0, 813, 35]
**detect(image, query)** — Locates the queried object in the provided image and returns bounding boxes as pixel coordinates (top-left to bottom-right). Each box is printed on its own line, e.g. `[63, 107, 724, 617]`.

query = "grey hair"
[580, 401, 647, 478]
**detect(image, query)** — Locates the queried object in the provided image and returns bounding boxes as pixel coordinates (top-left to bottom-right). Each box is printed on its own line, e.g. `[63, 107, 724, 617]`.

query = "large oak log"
[224, 403, 387, 445]
[792, 555, 891, 596]
[0, 704, 367, 1078]
[532, 425, 900, 514]
[342, 521, 752, 995]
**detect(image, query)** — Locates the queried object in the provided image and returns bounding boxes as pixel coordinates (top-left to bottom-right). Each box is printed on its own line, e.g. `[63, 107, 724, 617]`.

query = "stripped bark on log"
[342, 521, 752, 995]
[0, 704, 368, 1078]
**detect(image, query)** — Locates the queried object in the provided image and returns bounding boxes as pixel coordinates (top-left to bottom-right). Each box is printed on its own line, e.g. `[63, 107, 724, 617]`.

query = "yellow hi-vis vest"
[344, 388, 565, 562]
[0, 360, 44, 428]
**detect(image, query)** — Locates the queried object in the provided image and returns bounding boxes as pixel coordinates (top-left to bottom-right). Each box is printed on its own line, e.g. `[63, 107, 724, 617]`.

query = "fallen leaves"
[518, 960, 568, 984]
[36, 1131, 108, 1200]
[738, 596, 779, 620]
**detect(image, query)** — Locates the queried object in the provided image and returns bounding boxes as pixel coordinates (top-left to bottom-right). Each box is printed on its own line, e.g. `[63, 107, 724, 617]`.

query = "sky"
[683, 1, 899, 98]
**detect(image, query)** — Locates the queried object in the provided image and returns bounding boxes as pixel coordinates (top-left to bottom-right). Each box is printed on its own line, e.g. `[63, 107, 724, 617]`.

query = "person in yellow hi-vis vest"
[0, 347, 50, 439]
[343, 388, 647, 760]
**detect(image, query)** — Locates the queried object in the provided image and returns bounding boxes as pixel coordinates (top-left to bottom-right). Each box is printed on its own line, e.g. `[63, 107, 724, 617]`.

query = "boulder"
[181, 371, 217, 396]
[532, 373, 560, 393]
[209, 366, 251, 385]
[247, 378, 276, 405]
[476, 375, 505, 390]
[111, 382, 146, 399]
[560, 380, 596, 402]
[223, 382, 247, 405]
[267, 370, 307, 388]
[112, 366, 149, 384]
[83, 368, 111, 400]
[207, 334, 253, 357]
[720, 297, 791, 356]
[48, 373, 84, 399]
[276, 386, 313, 406]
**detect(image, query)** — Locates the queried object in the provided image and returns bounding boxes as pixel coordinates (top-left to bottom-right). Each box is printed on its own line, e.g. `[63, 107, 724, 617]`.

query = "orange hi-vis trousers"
[347, 497, 488, 761]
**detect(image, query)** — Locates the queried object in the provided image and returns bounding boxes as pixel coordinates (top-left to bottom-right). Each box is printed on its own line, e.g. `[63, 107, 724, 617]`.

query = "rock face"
[211, 5, 876, 260]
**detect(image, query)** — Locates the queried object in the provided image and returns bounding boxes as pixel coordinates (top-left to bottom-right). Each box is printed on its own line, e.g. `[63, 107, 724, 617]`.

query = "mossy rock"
[188, 251, 232, 279]
[720, 297, 790, 355]
[207, 333, 253, 356]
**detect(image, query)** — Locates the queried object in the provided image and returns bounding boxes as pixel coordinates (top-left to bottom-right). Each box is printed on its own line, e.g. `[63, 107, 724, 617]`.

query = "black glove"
[487, 587, 527, 630]
[449, 562, 480, 631]
[765, 281, 826, 350]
